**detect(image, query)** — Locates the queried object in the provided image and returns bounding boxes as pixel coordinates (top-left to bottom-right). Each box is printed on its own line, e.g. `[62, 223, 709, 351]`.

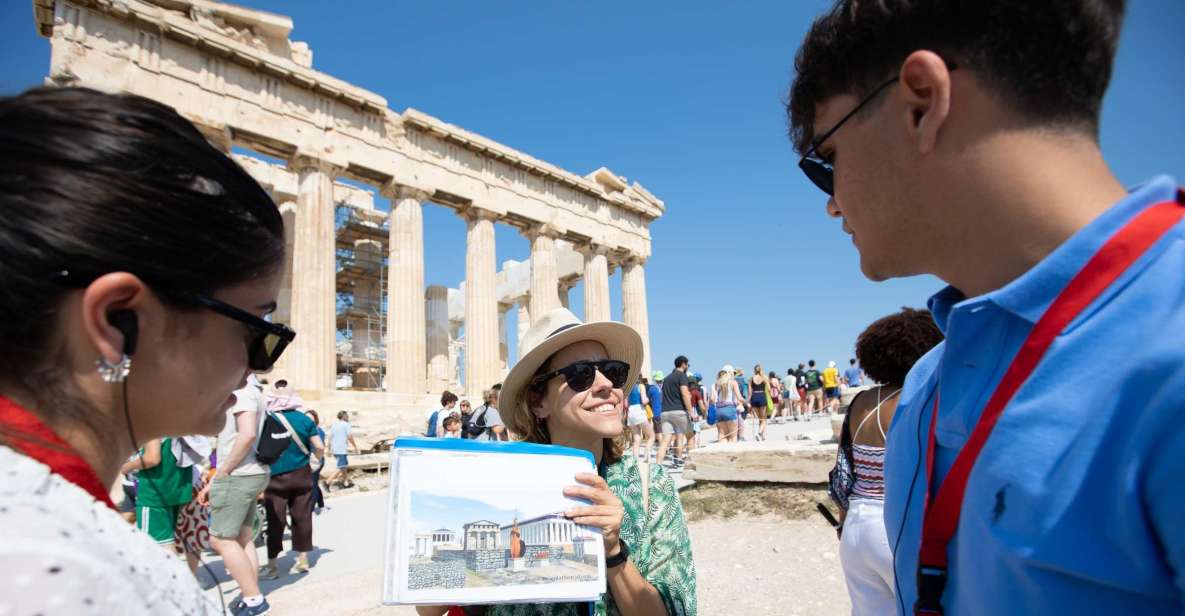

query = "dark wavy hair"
[855, 307, 944, 387]
[787, 0, 1126, 153]
[0, 87, 283, 428]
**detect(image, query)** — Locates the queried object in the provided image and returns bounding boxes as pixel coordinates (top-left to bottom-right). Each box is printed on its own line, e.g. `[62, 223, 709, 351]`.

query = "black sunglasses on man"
[798, 63, 957, 196]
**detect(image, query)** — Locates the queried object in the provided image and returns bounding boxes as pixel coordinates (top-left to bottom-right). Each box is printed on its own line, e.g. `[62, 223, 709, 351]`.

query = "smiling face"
[530, 340, 625, 447]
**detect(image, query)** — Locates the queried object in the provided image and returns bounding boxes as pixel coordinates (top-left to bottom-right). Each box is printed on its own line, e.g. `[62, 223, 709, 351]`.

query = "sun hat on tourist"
[652, 370, 665, 381]
[500, 308, 643, 435]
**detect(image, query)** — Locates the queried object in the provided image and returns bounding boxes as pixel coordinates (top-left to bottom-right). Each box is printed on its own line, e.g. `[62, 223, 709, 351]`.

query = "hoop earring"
[97, 354, 132, 383]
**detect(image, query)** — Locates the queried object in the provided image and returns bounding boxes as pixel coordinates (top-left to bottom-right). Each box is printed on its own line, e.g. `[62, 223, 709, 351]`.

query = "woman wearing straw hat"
[418, 308, 697, 616]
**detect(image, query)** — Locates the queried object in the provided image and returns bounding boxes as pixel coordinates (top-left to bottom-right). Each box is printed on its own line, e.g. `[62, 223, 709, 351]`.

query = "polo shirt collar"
[928, 175, 1179, 327]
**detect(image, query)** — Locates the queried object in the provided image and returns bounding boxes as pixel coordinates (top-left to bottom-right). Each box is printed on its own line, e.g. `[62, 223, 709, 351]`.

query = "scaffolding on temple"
[335, 202, 389, 390]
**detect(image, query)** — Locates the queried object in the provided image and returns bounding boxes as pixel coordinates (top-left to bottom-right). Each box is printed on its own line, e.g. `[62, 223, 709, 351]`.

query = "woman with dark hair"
[748, 364, 769, 441]
[0, 87, 290, 615]
[829, 307, 943, 616]
[416, 308, 697, 616]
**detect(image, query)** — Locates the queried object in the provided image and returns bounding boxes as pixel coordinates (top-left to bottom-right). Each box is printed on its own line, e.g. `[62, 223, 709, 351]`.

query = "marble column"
[271, 200, 297, 379]
[498, 303, 511, 378]
[516, 299, 530, 352]
[426, 285, 450, 392]
[582, 244, 611, 322]
[286, 155, 340, 391]
[448, 322, 462, 389]
[621, 256, 652, 378]
[462, 207, 500, 394]
[526, 225, 561, 319]
[558, 281, 573, 310]
[384, 184, 430, 395]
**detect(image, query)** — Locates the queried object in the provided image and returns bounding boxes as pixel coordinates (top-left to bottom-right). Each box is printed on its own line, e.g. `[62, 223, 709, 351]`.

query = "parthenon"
[33, 0, 663, 417]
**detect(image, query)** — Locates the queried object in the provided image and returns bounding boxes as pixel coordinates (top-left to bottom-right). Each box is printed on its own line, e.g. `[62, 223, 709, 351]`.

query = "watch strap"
[605, 539, 630, 568]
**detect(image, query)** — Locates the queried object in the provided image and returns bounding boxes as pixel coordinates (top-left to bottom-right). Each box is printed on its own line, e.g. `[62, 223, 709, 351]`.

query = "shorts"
[749, 392, 767, 409]
[660, 410, 690, 435]
[118, 484, 137, 514]
[626, 404, 648, 426]
[798, 387, 807, 399]
[335, 454, 349, 469]
[825, 387, 841, 399]
[209, 473, 269, 539]
[136, 504, 182, 544]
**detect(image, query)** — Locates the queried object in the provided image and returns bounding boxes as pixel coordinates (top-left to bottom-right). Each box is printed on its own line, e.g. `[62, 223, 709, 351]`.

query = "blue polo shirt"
[885, 176, 1185, 614]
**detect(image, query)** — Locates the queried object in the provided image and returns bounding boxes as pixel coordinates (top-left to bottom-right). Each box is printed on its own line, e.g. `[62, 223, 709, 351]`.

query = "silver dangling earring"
[96, 354, 132, 383]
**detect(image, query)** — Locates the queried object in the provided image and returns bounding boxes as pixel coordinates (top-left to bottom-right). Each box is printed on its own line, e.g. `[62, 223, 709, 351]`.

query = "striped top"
[850, 444, 885, 500]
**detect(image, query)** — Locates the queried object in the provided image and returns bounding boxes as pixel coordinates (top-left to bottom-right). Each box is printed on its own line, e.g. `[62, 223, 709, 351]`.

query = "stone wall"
[408, 560, 466, 590]
[465, 549, 508, 571]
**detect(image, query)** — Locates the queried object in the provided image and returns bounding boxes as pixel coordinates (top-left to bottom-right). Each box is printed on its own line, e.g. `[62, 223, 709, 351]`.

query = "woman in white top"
[0, 87, 292, 615]
[829, 308, 943, 616]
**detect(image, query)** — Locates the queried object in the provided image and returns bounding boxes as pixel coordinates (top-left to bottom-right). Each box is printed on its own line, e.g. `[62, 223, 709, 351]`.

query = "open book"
[381, 437, 606, 606]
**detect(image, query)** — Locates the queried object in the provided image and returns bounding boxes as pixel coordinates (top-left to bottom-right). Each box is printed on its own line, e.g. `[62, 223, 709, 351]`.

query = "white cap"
[828, 360, 837, 368]
[722, 364, 735, 374]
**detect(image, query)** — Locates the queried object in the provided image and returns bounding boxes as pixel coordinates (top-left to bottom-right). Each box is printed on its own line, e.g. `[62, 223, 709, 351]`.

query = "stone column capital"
[288, 153, 343, 177]
[522, 222, 565, 240]
[382, 182, 432, 202]
[622, 252, 648, 267]
[458, 205, 501, 223]
[576, 242, 611, 258]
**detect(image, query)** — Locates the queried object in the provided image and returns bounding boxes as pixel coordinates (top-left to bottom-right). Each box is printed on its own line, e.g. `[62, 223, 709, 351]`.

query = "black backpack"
[254, 412, 293, 465]
[464, 406, 490, 439]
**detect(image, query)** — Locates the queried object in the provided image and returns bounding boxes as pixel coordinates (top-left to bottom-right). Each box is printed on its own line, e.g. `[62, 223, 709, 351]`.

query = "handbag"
[706, 401, 717, 425]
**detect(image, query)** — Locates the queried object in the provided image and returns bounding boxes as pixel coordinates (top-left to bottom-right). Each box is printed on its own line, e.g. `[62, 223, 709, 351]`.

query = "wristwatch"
[605, 539, 630, 569]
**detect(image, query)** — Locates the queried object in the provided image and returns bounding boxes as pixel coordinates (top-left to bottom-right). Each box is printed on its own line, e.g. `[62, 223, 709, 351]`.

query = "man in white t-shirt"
[197, 376, 271, 614]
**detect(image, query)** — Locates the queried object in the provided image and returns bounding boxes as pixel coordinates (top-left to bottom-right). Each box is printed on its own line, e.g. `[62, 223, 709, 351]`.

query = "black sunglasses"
[191, 294, 295, 372]
[53, 269, 295, 371]
[798, 63, 957, 196]
[530, 359, 631, 393]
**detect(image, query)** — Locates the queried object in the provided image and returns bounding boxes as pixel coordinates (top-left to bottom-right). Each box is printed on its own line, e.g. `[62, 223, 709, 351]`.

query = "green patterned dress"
[487, 453, 697, 616]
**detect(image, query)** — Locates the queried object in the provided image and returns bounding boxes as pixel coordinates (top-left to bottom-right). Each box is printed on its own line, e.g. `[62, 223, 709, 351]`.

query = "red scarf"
[0, 396, 117, 510]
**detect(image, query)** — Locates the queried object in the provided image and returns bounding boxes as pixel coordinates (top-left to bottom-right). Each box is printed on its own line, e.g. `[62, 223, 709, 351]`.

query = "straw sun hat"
[501, 308, 643, 437]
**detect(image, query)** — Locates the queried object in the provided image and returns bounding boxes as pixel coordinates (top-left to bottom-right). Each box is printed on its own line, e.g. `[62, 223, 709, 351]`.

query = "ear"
[79, 273, 150, 364]
[898, 50, 953, 155]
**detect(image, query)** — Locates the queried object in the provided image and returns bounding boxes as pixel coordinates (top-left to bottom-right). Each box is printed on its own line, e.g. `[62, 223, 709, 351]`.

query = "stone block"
[682, 440, 836, 484]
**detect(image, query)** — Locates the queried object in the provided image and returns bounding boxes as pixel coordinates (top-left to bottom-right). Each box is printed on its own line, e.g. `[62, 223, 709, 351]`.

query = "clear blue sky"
[3, 2, 1183, 380]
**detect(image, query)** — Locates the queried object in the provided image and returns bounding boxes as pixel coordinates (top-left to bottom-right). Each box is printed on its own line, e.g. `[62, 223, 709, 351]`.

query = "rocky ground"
[228, 489, 849, 615]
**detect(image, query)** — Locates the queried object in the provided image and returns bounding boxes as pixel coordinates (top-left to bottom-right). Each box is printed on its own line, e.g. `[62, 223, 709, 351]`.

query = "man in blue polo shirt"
[787, 1, 1183, 613]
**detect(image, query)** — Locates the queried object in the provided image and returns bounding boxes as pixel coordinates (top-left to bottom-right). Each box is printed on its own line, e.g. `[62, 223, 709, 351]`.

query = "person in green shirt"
[417, 308, 697, 616]
[120, 437, 199, 573]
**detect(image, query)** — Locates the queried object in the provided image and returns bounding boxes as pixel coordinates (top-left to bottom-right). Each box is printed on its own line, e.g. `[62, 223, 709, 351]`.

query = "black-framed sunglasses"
[530, 359, 631, 393]
[52, 269, 295, 372]
[191, 294, 295, 372]
[798, 63, 957, 196]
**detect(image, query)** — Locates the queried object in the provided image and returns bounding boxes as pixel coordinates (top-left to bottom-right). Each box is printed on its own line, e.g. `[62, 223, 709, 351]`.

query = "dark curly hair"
[855, 307, 944, 387]
[787, 0, 1126, 153]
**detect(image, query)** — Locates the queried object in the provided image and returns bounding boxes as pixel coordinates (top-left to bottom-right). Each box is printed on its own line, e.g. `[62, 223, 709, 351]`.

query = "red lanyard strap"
[0, 396, 117, 509]
[914, 193, 1185, 616]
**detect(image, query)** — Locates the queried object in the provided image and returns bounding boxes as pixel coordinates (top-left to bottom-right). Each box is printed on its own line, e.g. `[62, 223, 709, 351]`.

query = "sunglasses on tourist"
[798, 63, 957, 196]
[530, 360, 631, 392]
[53, 269, 296, 372]
[190, 294, 295, 371]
